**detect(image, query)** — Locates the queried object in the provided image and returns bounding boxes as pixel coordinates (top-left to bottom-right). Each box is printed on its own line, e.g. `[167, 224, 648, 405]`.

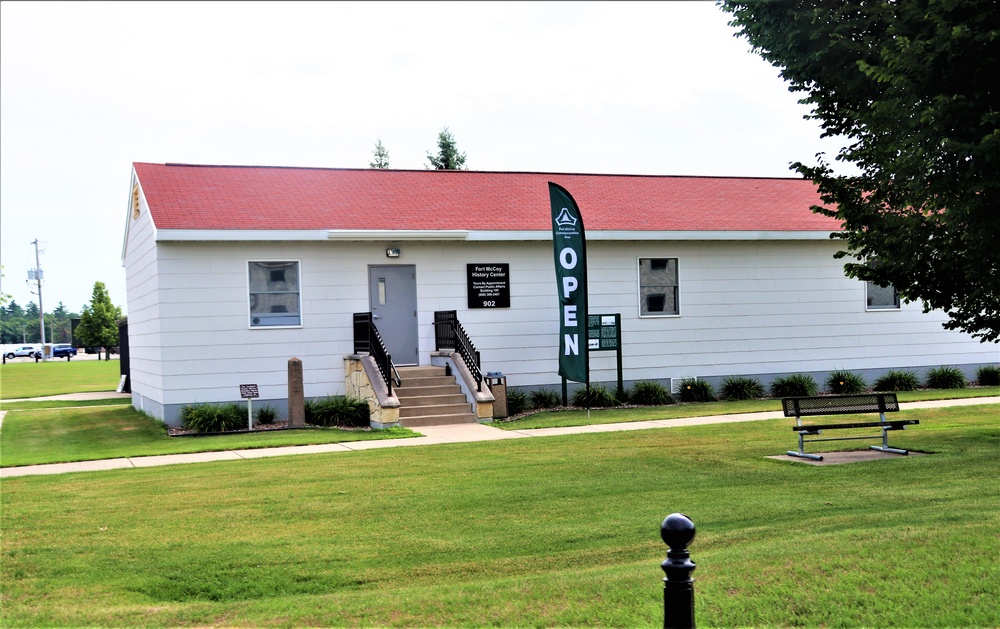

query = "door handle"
[373, 314, 381, 319]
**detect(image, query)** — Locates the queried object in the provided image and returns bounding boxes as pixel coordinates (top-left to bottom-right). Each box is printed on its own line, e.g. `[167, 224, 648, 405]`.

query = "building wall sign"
[467, 263, 510, 308]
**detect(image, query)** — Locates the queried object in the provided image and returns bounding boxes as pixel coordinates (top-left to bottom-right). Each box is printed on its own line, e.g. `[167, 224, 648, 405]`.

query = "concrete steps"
[395, 366, 477, 427]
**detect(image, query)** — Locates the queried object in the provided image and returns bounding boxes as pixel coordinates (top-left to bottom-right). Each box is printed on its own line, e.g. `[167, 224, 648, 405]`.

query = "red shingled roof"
[132, 162, 842, 232]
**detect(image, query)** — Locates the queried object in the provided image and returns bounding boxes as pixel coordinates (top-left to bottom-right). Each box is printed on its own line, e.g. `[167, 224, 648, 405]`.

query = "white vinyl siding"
[126, 237, 997, 421]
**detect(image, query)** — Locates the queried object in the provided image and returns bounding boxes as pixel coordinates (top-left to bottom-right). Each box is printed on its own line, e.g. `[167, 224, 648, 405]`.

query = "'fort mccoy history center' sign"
[467, 264, 510, 308]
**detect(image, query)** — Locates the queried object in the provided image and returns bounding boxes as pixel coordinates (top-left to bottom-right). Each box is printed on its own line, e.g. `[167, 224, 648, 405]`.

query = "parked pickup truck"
[52, 344, 78, 358]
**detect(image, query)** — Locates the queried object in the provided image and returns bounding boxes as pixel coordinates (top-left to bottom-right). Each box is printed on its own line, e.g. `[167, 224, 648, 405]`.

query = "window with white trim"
[638, 257, 679, 316]
[249, 261, 301, 327]
[866, 280, 900, 310]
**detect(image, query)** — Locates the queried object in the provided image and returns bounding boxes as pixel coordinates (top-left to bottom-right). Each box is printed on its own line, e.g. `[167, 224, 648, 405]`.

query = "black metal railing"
[353, 312, 400, 395]
[434, 310, 482, 392]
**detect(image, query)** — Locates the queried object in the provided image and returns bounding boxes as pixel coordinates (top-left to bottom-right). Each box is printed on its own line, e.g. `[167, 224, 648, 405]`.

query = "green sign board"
[588, 314, 620, 351]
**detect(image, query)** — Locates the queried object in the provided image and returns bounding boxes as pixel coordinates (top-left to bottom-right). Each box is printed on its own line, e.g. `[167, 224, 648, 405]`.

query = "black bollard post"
[661, 513, 697, 629]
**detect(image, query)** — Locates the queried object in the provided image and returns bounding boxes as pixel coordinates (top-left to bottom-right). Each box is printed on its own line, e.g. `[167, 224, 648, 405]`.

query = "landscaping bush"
[825, 369, 867, 394]
[769, 374, 818, 398]
[306, 396, 370, 427]
[925, 366, 967, 389]
[254, 404, 279, 425]
[571, 384, 620, 408]
[873, 370, 920, 392]
[506, 387, 531, 416]
[677, 378, 715, 403]
[529, 388, 562, 409]
[627, 380, 674, 405]
[181, 402, 248, 433]
[975, 365, 1000, 387]
[719, 376, 766, 401]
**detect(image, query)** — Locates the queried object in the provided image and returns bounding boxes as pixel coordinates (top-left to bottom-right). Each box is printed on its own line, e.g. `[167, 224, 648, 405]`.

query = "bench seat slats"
[792, 419, 919, 432]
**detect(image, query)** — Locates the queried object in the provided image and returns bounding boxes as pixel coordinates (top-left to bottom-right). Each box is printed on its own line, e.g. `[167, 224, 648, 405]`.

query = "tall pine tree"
[426, 126, 467, 170]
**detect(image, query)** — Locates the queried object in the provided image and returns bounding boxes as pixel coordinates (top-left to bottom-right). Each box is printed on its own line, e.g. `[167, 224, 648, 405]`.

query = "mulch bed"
[167, 421, 374, 437]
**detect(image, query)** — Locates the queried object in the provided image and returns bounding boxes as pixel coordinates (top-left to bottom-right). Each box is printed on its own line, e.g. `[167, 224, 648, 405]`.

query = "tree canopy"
[369, 139, 390, 169]
[426, 126, 467, 170]
[722, 0, 1000, 342]
[75, 281, 122, 360]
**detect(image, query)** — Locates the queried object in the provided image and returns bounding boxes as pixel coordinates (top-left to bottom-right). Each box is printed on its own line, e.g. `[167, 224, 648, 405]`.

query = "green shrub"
[975, 365, 1000, 387]
[627, 380, 674, 405]
[181, 402, 248, 433]
[571, 384, 620, 408]
[769, 374, 818, 398]
[506, 387, 531, 416]
[825, 370, 867, 394]
[530, 388, 562, 409]
[719, 376, 766, 401]
[306, 396, 370, 427]
[678, 378, 715, 403]
[873, 370, 920, 392]
[925, 366, 967, 389]
[253, 404, 279, 425]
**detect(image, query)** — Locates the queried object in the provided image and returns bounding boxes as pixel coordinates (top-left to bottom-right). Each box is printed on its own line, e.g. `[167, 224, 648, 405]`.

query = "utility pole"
[29, 239, 46, 352]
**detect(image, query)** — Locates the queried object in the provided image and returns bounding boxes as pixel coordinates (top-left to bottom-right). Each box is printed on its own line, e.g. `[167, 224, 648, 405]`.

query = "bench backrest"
[781, 393, 900, 418]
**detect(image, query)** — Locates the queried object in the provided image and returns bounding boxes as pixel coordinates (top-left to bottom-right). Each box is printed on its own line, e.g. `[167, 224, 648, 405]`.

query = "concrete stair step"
[394, 393, 468, 407]
[399, 402, 472, 419]
[396, 366, 447, 379]
[397, 375, 456, 388]
[399, 412, 478, 427]
[395, 384, 463, 398]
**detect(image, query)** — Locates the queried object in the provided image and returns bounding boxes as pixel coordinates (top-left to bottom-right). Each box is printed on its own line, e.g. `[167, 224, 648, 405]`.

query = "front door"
[368, 265, 419, 365]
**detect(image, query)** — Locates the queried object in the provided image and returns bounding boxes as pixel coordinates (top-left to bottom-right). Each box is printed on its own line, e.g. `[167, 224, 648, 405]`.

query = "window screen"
[639, 258, 679, 316]
[249, 261, 301, 327]
[866, 280, 900, 310]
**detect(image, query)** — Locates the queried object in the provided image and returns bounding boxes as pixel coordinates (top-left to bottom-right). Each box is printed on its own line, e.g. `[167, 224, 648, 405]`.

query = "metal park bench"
[782, 392, 919, 461]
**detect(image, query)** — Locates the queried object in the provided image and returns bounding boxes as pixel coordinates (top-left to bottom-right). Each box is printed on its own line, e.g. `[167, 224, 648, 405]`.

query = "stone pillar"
[288, 357, 305, 427]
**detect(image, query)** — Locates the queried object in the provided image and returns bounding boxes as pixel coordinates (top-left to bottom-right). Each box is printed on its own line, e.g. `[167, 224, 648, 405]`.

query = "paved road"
[1, 395, 996, 478]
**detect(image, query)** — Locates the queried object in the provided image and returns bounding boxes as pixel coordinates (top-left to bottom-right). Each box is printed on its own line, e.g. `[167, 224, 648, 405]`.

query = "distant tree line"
[0, 300, 77, 345]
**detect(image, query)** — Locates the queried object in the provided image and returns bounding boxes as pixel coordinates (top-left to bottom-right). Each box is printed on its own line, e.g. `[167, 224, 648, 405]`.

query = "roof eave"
[154, 229, 837, 243]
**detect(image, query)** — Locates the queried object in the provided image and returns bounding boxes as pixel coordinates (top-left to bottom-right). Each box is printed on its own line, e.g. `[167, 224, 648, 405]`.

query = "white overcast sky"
[0, 0, 853, 316]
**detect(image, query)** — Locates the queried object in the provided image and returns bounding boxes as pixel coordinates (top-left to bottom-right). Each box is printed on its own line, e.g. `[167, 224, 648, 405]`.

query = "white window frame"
[248, 260, 303, 328]
[865, 279, 900, 311]
[637, 257, 680, 318]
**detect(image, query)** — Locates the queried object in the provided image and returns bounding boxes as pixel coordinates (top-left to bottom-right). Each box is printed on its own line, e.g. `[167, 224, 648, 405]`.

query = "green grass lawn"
[0, 359, 121, 399]
[0, 405, 417, 467]
[1, 405, 996, 627]
[500, 386, 1000, 430]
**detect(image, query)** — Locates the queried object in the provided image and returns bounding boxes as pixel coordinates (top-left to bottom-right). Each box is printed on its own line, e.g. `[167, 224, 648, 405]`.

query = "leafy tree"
[426, 126, 468, 170]
[0, 266, 11, 307]
[76, 281, 122, 360]
[369, 139, 390, 169]
[722, 0, 1000, 342]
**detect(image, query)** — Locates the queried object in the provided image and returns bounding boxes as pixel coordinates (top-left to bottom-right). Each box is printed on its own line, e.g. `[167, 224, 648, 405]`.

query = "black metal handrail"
[353, 312, 400, 395]
[434, 310, 482, 392]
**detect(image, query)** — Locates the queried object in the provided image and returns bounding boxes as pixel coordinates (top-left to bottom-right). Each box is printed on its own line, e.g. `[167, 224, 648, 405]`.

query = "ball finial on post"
[661, 513, 696, 629]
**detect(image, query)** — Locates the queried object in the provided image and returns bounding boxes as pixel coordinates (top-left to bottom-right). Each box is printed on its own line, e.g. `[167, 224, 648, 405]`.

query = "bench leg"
[871, 426, 908, 455]
[788, 432, 824, 461]
[787, 450, 824, 461]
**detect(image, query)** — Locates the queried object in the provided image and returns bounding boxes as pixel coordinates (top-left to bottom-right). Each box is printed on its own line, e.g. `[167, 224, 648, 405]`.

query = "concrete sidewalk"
[1, 396, 996, 478]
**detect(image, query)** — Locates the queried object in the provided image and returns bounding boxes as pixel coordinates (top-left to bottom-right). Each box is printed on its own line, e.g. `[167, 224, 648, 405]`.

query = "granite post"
[288, 357, 305, 427]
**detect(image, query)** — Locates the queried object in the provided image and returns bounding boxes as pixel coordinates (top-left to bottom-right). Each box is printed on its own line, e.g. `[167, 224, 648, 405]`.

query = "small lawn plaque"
[239, 384, 260, 399]
[239, 384, 259, 429]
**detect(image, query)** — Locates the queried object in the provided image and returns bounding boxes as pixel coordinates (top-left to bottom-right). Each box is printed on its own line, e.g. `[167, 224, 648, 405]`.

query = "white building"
[122, 163, 996, 425]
